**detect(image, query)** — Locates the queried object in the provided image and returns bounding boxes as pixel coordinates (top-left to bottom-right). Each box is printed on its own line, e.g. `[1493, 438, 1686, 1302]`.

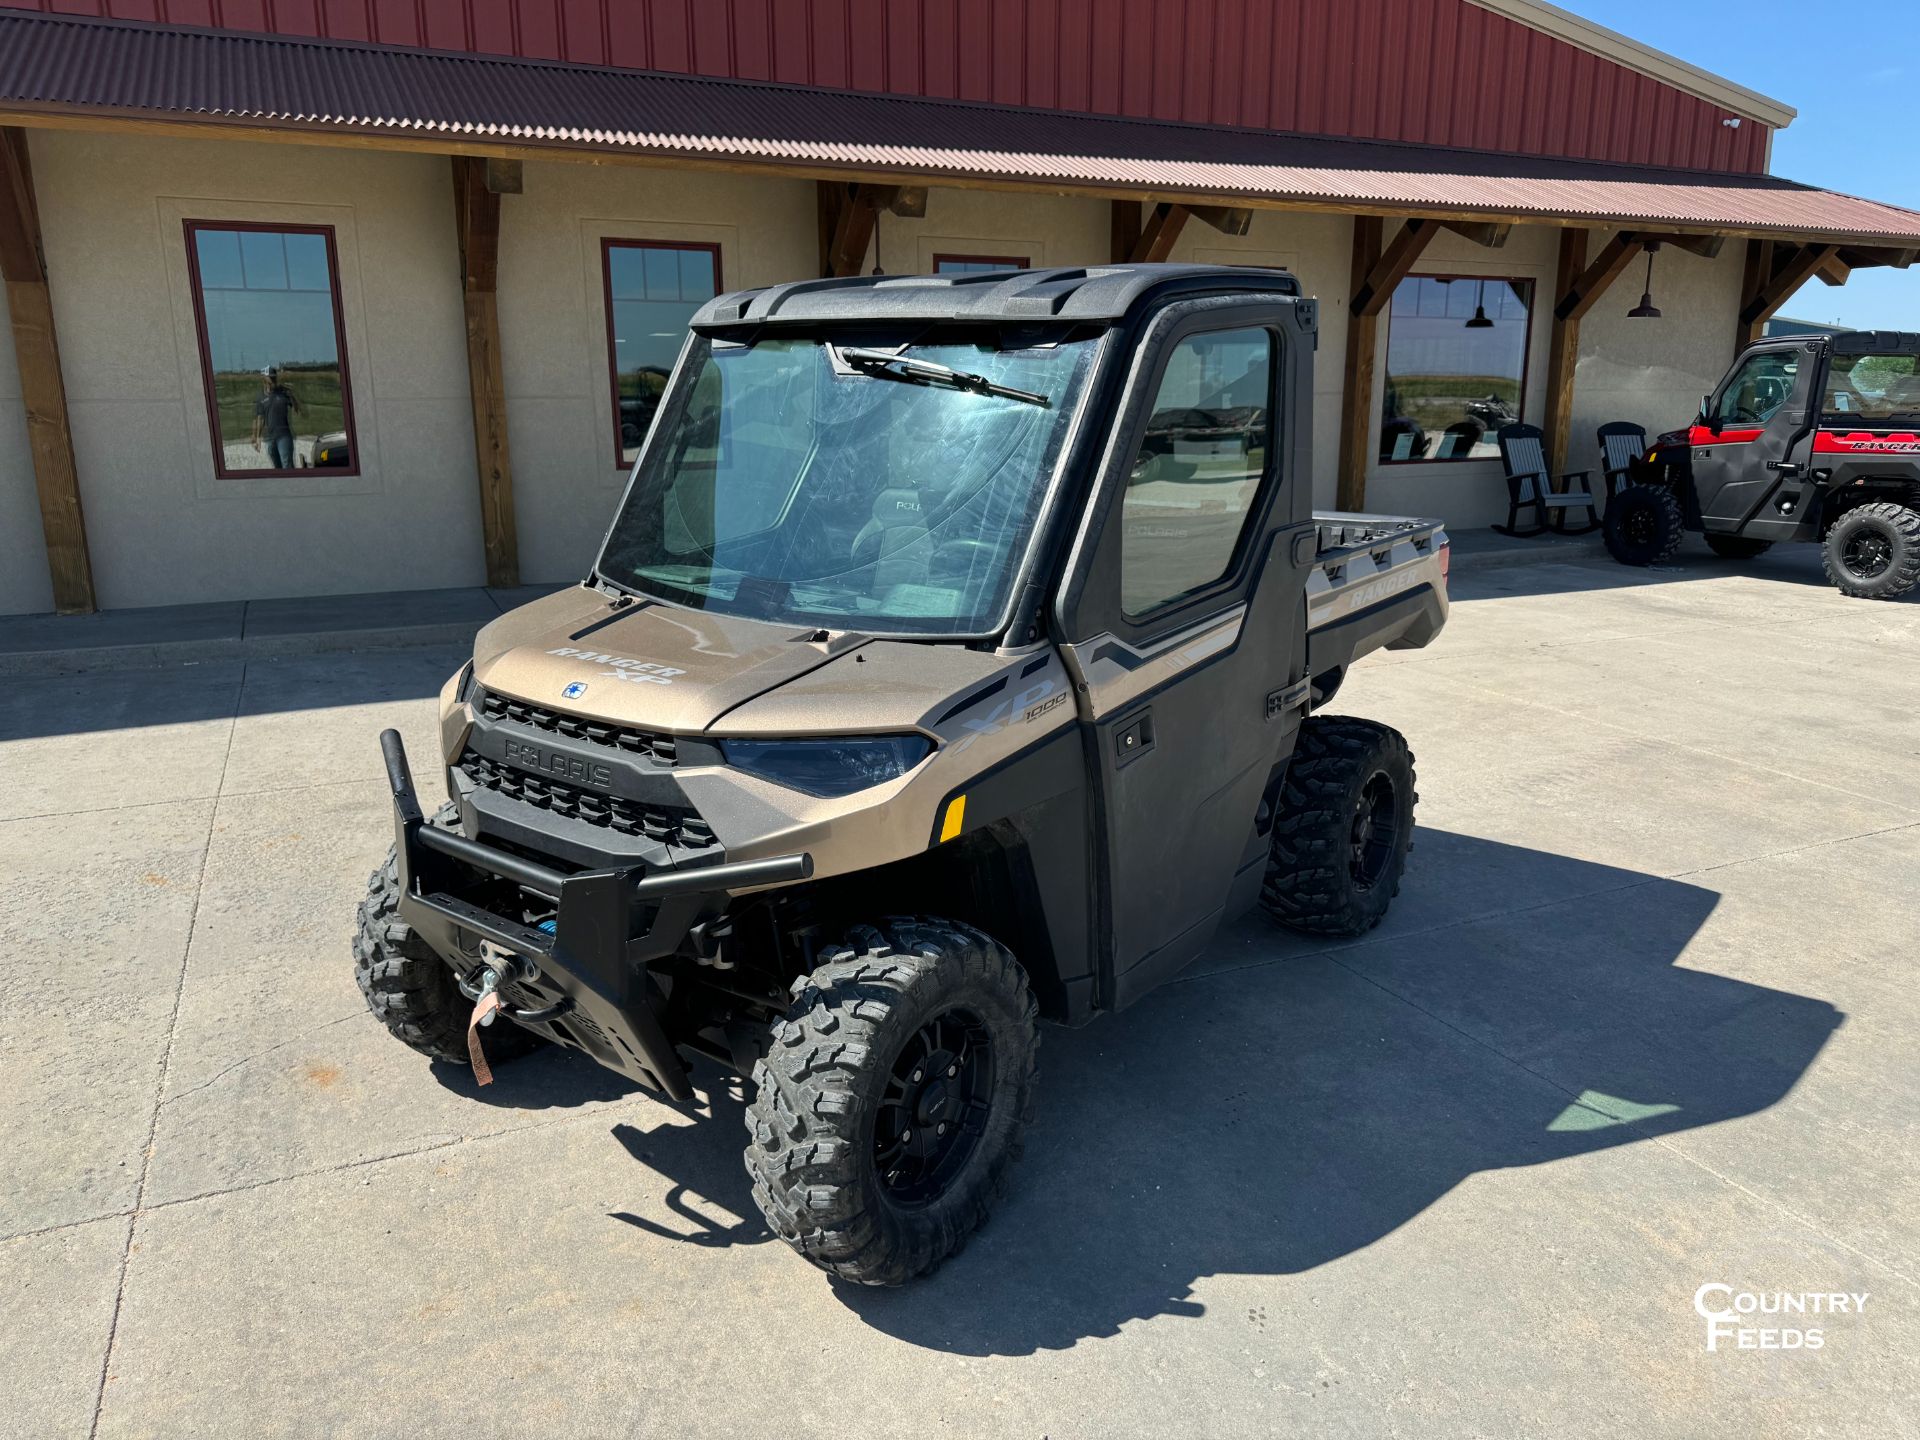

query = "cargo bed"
[1304, 512, 1450, 696]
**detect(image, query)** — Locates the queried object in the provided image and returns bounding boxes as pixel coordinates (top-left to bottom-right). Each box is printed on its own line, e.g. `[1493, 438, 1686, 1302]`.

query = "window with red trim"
[185, 222, 358, 477]
[932, 253, 1030, 273]
[604, 239, 722, 467]
[1378, 275, 1534, 463]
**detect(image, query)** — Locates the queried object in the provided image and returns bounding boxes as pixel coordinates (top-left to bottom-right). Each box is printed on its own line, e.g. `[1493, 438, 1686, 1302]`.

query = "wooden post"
[1736, 239, 1770, 350]
[1335, 216, 1384, 512]
[1544, 227, 1588, 478]
[0, 127, 94, 614]
[452, 154, 518, 589]
[1109, 201, 1141, 264]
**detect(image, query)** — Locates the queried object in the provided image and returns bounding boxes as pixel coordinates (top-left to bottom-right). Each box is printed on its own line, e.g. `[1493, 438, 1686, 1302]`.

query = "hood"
[471, 586, 866, 733]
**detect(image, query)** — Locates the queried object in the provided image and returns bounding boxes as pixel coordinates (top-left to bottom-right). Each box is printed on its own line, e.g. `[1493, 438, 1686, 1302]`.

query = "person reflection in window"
[251, 365, 302, 469]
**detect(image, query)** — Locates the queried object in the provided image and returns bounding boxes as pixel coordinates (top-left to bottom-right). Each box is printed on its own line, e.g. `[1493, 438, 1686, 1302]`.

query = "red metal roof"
[4, 10, 1917, 244]
[0, 0, 1777, 172]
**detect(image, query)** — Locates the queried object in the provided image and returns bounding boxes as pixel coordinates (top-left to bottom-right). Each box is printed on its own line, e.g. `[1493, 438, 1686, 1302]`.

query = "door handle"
[1765, 460, 1802, 474]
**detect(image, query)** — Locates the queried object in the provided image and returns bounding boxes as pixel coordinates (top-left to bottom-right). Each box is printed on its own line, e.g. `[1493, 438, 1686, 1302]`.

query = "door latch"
[1765, 460, 1803, 474]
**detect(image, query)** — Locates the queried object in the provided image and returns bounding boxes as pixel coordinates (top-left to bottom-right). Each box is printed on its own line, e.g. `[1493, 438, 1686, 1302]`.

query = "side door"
[1691, 341, 1820, 538]
[1055, 299, 1315, 1009]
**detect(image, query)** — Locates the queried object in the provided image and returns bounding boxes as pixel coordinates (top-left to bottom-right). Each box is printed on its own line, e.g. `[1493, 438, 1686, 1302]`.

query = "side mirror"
[1700, 393, 1721, 434]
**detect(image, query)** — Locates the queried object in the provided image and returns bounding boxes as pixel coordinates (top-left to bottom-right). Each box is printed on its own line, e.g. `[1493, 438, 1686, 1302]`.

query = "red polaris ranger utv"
[1604, 330, 1920, 599]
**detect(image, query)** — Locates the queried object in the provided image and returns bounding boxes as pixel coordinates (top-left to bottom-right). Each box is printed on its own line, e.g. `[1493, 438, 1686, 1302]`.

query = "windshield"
[597, 333, 1098, 635]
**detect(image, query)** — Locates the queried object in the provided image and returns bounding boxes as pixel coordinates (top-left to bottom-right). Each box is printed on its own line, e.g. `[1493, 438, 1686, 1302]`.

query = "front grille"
[460, 754, 717, 848]
[478, 690, 677, 766]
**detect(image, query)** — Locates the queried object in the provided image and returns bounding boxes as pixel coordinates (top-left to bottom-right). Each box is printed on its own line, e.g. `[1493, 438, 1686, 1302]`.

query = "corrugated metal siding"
[0, 0, 1771, 171]
[5, 11, 1912, 242]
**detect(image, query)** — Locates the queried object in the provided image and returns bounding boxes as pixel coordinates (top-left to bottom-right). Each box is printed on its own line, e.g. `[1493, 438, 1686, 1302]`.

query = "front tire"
[353, 802, 544, 1067]
[745, 918, 1039, 1285]
[1822, 502, 1920, 599]
[1603, 484, 1684, 566]
[1705, 532, 1773, 560]
[1261, 716, 1417, 937]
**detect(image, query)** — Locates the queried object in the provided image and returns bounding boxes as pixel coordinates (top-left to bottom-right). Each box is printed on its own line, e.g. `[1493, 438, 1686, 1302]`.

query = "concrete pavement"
[1, 539, 1915, 1438]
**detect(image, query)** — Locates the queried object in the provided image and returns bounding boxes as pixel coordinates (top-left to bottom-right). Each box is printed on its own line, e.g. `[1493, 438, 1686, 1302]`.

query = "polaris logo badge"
[562, 681, 588, 700]
[503, 738, 614, 791]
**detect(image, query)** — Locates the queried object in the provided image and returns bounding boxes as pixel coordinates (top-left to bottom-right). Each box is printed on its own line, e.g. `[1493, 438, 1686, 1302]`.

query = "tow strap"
[467, 989, 502, 1086]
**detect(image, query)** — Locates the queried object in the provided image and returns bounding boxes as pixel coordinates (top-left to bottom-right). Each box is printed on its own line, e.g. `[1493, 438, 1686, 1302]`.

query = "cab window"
[1714, 350, 1799, 426]
[1119, 327, 1274, 617]
[1824, 353, 1920, 424]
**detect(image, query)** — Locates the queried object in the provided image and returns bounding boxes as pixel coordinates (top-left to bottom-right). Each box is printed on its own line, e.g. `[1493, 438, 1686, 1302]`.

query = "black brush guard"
[380, 729, 810, 1099]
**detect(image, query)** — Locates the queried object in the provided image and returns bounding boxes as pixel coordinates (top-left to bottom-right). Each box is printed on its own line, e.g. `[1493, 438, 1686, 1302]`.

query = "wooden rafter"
[1652, 232, 1724, 260]
[1436, 220, 1511, 249]
[0, 126, 94, 613]
[1815, 252, 1852, 287]
[1351, 218, 1437, 317]
[452, 154, 518, 588]
[1554, 231, 1644, 322]
[824, 183, 881, 277]
[1131, 203, 1190, 263]
[1740, 242, 1839, 328]
[1187, 204, 1253, 237]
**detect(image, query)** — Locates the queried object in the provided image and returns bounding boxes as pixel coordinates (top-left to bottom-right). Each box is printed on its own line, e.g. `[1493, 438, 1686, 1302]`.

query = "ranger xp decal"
[546, 647, 686, 686]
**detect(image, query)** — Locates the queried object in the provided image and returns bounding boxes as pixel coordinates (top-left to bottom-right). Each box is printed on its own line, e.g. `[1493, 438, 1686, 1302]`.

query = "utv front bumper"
[379, 729, 810, 1099]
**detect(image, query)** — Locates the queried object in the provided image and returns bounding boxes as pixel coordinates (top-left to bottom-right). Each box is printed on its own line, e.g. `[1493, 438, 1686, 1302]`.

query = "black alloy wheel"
[875, 1009, 993, 1206]
[1349, 771, 1401, 891]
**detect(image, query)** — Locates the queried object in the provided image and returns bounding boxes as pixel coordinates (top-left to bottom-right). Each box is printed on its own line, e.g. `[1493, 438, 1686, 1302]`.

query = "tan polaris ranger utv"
[358, 265, 1450, 1283]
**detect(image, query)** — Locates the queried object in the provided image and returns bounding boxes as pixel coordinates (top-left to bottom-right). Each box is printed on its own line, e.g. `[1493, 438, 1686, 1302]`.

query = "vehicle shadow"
[1451, 531, 1892, 602]
[585, 829, 1842, 1355]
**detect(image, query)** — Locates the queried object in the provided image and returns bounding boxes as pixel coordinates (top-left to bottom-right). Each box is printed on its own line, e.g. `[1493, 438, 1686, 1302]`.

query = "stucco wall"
[0, 284, 56, 615]
[1, 134, 1757, 612]
[21, 129, 484, 611]
[495, 162, 820, 583]
[1571, 230, 1745, 468]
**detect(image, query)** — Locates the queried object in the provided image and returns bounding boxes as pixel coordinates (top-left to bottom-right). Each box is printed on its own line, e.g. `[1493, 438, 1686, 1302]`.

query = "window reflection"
[188, 224, 354, 475]
[1379, 276, 1533, 462]
[606, 241, 721, 466]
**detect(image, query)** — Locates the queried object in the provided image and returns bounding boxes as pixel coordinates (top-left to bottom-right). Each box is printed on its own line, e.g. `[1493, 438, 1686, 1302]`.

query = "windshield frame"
[589, 323, 1113, 642]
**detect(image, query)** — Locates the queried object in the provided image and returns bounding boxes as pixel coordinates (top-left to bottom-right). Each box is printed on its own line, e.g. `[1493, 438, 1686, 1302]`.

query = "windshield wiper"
[836, 346, 1049, 407]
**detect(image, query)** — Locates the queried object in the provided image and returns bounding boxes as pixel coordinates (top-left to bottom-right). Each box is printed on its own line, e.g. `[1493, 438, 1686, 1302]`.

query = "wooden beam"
[1187, 204, 1253, 237]
[1352, 218, 1438, 317]
[1335, 216, 1384, 512]
[1655, 231, 1724, 260]
[1110, 200, 1141, 264]
[816, 181, 841, 278]
[825, 183, 882, 276]
[1739, 242, 1838, 328]
[483, 157, 522, 194]
[1837, 244, 1918, 270]
[452, 155, 518, 589]
[1436, 219, 1511, 248]
[1543, 228, 1588, 479]
[1814, 252, 1852, 287]
[1131, 203, 1190, 263]
[0, 127, 94, 614]
[1554, 231, 1644, 322]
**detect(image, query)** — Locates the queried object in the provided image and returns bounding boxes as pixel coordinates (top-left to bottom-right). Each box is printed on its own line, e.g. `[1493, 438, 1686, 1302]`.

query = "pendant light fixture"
[1464, 279, 1494, 329]
[1628, 241, 1662, 318]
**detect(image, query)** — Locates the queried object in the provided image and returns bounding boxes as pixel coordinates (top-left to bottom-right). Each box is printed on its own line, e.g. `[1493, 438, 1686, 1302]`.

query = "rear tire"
[1261, 716, 1416, 937]
[1822, 502, 1920, 600]
[1603, 484, 1685, 566]
[1704, 533, 1773, 560]
[745, 918, 1039, 1286]
[353, 802, 545, 1067]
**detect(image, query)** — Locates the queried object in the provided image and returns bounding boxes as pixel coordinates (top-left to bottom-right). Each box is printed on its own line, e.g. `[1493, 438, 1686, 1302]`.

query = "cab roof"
[690, 263, 1301, 330]
[1829, 331, 1920, 356]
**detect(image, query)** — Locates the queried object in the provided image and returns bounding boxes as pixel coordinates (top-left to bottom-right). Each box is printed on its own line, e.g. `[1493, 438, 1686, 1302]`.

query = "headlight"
[721, 735, 932, 798]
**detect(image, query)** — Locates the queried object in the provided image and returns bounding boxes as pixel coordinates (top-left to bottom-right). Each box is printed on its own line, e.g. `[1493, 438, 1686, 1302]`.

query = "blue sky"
[1555, 1, 1920, 329]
